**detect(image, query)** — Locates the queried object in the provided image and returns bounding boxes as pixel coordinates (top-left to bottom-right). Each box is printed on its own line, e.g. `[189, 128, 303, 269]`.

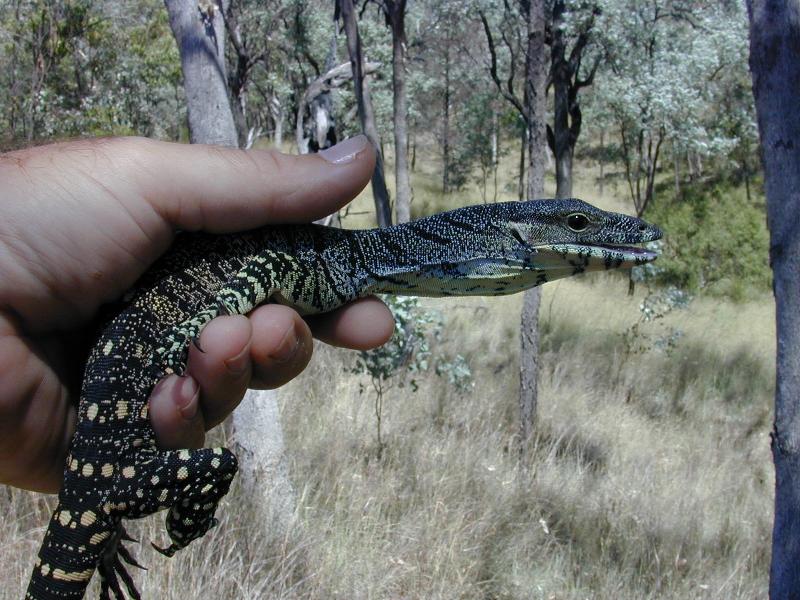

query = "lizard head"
[498, 198, 662, 282]
[366, 198, 663, 297]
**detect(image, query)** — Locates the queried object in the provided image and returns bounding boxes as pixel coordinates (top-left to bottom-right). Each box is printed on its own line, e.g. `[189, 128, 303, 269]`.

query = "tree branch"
[479, 10, 526, 120]
[575, 54, 600, 88]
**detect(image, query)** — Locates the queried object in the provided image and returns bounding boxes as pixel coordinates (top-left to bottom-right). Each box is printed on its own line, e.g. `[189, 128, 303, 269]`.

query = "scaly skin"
[26, 198, 661, 599]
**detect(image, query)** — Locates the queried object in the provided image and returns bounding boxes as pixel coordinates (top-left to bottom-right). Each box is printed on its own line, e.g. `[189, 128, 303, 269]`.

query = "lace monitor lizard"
[25, 198, 661, 599]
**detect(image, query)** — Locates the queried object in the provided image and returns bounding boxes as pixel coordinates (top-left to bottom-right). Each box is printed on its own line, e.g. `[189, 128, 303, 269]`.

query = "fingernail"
[176, 376, 199, 420]
[224, 344, 250, 377]
[270, 324, 300, 363]
[319, 135, 368, 165]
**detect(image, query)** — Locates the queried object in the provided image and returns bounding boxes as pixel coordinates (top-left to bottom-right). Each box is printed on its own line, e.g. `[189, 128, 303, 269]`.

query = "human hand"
[0, 135, 394, 493]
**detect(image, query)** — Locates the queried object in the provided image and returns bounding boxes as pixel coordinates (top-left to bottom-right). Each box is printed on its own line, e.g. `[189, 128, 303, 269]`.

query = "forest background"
[0, 1, 774, 599]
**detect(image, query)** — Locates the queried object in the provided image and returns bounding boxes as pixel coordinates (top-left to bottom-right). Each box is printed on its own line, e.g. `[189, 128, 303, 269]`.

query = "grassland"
[1, 152, 774, 598]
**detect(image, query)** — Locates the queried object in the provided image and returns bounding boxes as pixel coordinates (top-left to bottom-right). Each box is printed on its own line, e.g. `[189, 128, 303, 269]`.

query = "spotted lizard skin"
[25, 198, 661, 599]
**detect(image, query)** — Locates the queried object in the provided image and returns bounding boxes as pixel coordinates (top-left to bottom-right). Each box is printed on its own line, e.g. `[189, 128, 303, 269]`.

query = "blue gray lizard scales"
[25, 198, 661, 599]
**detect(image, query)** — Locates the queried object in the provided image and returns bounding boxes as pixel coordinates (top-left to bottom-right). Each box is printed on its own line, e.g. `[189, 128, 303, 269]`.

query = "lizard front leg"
[154, 250, 307, 376]
[122, 447, 239, 557]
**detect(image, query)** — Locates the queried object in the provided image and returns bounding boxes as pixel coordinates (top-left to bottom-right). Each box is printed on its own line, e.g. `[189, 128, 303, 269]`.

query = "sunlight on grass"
[272, 276, 772, 599]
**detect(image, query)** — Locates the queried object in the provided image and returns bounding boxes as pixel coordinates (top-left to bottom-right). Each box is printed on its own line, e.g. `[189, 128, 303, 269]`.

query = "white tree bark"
[164, 0, 237, 146]
[231, 390, 296, 539]
[295, 61, 380, 155]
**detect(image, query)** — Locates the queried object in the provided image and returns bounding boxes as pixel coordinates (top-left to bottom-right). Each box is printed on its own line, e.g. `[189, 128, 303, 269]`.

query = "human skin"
[0, 135, 394, 493]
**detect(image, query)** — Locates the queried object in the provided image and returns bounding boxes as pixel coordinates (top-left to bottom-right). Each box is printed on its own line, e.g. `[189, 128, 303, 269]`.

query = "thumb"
[130, 135, 376, 232]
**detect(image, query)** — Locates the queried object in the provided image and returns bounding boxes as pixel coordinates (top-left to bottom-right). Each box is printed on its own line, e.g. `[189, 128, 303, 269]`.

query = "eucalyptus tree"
[223, 0, 283, 147]
[475, 0, 548, 443]
[453, 89, 509, 202]
[518, 0, 548, 449]
[474, 0, 603, 199]
[220, 0, 336, 150]
[283, 0, 343, 149]
[336, 0, 393, 227]
[477, 0, 533, 199]
[747, 2, 800, 597]
[548, 0, 602, 198]
[585, 0, 752, 215]
[367, 0, 413, 223]
[411, 0, 477, 194]
[165, 0, 237, 146]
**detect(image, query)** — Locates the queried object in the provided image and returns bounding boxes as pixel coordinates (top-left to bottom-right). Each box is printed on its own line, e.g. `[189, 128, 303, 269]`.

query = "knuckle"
[0, 334, 29, 426]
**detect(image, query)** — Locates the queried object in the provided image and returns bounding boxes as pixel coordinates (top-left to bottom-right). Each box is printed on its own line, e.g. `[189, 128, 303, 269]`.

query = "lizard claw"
[191, 336, 205, 353]
[151, 541, 179, 558]
[97, 523, 143, 600]
[156, 307, 221, 375]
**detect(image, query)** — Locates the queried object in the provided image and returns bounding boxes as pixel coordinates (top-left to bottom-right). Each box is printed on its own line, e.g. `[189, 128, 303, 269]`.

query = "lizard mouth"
[596, 243, 659, 261]
[531, 243, 659, 271]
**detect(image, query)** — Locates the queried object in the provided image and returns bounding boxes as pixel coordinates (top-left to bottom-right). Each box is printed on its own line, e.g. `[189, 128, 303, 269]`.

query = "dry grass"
[277, 279, 773, 600]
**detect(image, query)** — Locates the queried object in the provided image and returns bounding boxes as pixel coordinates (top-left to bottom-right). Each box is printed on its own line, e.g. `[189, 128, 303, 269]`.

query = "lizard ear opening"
[509, 223, 529, 247]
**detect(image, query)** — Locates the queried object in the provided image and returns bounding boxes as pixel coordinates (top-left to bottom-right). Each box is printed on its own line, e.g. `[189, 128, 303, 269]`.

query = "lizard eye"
[566, 213, 590, 232]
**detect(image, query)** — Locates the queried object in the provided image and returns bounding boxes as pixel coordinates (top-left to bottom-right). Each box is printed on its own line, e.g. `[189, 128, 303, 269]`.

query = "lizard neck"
[350, 211, 514, 297]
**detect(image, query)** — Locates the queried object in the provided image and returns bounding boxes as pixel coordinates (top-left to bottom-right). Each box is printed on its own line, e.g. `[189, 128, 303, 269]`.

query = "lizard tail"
[26, 500, 131, 599]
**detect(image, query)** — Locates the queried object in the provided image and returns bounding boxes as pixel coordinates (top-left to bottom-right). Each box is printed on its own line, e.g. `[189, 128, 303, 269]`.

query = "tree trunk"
[230, 389, 296, 540]
[519, 287, 542, 447]
[555, 147, 573, 198]
[230, 90, 248, 148]
[747, 2, 800, 597]
[643, 131, 663, 216]
[389, 0, 412, 223]
[519, 0, 548, 452]
[548, 0, 598, 199]
[297, 33, 339, 155]
[550, 0, 573, 198]
[598, 129, 605, 196]
[225, 4, 250, 148]
[442, 30, 452, 194]
[270, 95, 284, 149]
[410, 127, 417, 171]
[492, 109, 499, 202]
[164, 0, 237, 147]
[338, 0, 393, 228]
[165, 0, 295, 541]
[518, 126, 526, 201]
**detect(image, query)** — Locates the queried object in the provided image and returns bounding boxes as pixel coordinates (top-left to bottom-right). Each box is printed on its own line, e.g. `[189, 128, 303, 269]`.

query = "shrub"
[646, 181, 770, 300]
